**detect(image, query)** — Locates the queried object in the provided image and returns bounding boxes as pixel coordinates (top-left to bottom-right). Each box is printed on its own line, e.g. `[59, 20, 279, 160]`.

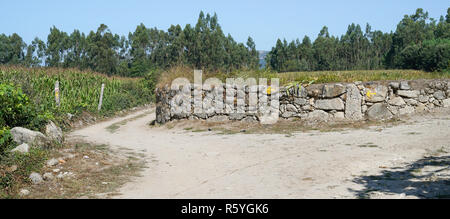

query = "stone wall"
[155, 79, 450, 124]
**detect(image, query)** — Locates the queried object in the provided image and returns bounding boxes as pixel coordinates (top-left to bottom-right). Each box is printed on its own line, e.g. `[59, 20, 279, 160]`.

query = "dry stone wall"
[155, 79, 450, 124]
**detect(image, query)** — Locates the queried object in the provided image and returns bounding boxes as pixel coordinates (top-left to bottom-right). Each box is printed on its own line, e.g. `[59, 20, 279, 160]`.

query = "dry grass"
[164, 117, 405, 136]
[3, 142, 146, 199]
[279, 69, 449, 85]
[157, 67, 450, 87]
[105, 109, 154, 133]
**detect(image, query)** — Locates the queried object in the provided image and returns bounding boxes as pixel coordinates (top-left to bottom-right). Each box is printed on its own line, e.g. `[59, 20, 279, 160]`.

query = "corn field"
[0, 66, 154, 118]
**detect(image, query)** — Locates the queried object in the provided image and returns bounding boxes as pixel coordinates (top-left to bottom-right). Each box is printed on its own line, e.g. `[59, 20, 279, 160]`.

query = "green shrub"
[0, 83, 33, 128]
[0, 127, 13, 157]
[0, 83, 52, 131]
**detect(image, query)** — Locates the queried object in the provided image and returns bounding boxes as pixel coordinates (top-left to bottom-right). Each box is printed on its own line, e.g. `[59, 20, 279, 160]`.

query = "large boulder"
[366, 103, 393, 121]
[45, 121, 63, 144]
[10, 127, 47, 146]
[322, 84, 346, 98]
[345, 84, 363, 121]
[315, 98, 344, 110]
[365, 84, 388, 102]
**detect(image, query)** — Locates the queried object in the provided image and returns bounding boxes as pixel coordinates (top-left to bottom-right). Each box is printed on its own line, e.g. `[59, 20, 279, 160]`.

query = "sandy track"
[68, 107, 450, 199]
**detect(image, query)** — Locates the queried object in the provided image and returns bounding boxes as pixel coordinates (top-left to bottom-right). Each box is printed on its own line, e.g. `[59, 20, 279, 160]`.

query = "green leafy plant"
[0, 127, 13, 157]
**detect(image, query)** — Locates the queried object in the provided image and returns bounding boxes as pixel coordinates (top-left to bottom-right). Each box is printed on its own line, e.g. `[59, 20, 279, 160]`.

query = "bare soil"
[68, 107, 450, 199]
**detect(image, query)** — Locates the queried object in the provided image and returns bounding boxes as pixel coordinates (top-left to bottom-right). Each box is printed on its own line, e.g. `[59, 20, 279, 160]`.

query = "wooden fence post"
[98, 83, 105, 111]
[55, 81, 60, 107]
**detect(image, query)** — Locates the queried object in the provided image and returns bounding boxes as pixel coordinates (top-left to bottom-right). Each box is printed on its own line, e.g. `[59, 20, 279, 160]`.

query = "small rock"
[10, 143, 29, 154]
[433, 91, 446, 100]
[367, 103, 393, 121]
[443, 99, 450, 108]
[242, 116, 257, 123]
[83, 155, 89, 159]
[433, 99, 441, 106]
[206, 115, 229, 122]
[315, 98, 345, 110]
[43, 172, 54, 181]
[397, 90, 420, 98]
[46, 158, 59, 167]
[57, 171, 74, 179]
[404, 98, 418, 106]
[388, 97, 406, 106]
[45, 121, 63, 144]
[389, 82, 400, 89]
[19, 189, 30, 197]
[285, 104, 298, 112]
[400, 81, 411, 90]
[322, 84, 346, 98]
[63, 153, 76, 160]
[229, 113, 245, 121]
[307, 110, 330, 121]
[333, 112, 345, 120]
[281, 111, 296, 118]
[418, 95, 429, 103]
[52, 168, 61, 173]
[416, 103, 427, 112]
[29, 172, 43, 184]
[6, 165, 17, 173]
[399, 105, 415, 115]
[293, 98, 308, 106]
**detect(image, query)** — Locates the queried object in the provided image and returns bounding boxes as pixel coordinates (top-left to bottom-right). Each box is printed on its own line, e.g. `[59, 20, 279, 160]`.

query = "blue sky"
[1, 0, 448, 50]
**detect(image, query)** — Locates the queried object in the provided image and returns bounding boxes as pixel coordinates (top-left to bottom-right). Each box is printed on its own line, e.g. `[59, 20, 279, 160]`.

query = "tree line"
[0, 8, 449, 76]
[266, 8, 450, 72]
[0, 11, 259, 77]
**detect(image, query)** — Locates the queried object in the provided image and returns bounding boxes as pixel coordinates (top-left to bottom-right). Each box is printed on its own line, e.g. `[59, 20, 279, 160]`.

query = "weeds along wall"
[155, 79, 450, 124]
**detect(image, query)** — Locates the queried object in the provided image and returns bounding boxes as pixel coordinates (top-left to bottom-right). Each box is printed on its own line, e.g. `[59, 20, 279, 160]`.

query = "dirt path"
[69, 107, 450, 199]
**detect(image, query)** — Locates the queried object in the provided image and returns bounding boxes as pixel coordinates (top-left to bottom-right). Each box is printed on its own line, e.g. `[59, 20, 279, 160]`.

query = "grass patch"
[192, 129, 207, 133]
[157, 67, 449, 87]
[1, 141, 146, 199]
[0, 148, 49, 198]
